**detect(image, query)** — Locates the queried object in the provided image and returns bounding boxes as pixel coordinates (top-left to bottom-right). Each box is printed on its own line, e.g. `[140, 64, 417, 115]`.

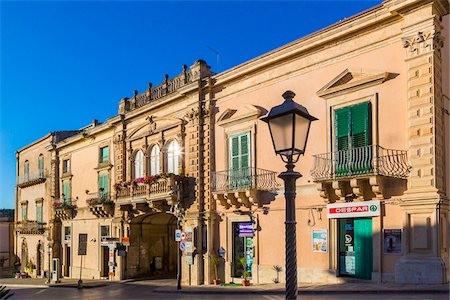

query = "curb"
[1, 284, 48, 289]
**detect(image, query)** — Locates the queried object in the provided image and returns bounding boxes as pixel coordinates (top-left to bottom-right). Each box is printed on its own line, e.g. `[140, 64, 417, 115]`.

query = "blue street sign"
[218, 247, 225, 258]
[180, 241, 186, 251]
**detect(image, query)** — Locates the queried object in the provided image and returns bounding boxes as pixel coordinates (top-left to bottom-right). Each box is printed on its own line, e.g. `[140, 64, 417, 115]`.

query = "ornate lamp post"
[261, 90, 317, 300]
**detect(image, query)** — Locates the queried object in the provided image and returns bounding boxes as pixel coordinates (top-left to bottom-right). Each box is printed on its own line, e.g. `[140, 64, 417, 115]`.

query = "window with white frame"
[150, 145, 160, 175]
[134, 150, 144, 178]
[166, 140, 180, 175]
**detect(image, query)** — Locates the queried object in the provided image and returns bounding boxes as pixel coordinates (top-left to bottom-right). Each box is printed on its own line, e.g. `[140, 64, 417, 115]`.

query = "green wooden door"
[62, 181, 71, 205]
[354, 218, 373, 280]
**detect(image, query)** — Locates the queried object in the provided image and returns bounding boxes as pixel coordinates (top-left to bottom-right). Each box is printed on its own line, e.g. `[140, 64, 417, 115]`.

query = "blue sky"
[0, 0, 380, 209]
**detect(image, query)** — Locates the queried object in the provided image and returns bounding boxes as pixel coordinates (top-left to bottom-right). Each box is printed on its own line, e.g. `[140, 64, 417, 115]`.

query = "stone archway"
[127, 212, 178, 279]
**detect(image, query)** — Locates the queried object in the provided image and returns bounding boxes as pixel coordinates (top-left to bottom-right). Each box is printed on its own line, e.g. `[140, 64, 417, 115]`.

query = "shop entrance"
[338, 218, 372, 280]
[232, 222, 254, 278]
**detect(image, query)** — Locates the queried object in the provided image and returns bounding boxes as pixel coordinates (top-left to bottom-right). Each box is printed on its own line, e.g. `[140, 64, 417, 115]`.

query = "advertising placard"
[327, 200, 380, 218]
[175, 229, 181, 241]
[312, 229, 327, 253]
[238, 222, 254, 237]
[78, 234, 87, 256]
[383, 228, 402, 254]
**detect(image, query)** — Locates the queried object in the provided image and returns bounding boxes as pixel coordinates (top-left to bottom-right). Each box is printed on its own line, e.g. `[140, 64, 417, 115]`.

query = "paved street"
[4, 279, 449, 300]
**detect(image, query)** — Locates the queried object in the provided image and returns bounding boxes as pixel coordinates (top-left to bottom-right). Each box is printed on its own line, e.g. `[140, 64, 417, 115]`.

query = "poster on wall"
[383, 229, 402, 254]
[312, 229, 328, 253]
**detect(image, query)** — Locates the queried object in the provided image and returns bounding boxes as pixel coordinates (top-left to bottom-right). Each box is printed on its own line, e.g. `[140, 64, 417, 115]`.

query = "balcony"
[86, 191, 115, 218]
[53, 198, 77, 220]
[212, 167, 278, 209]
[17, 171, 48, 189]
[311, 145, 410, 202]
[15, 221, 46, 235]
[115, 174, 185, 212]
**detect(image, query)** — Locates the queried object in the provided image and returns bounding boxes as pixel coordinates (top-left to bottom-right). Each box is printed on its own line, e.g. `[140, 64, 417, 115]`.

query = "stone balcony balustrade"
[212, 167, 279, 209]
[15, 221, 46, 235]
[115, 174, 186, 213]
[17, 171, 48, 189]
[311, 145, 410, 202]
[52, 198, 76, 220]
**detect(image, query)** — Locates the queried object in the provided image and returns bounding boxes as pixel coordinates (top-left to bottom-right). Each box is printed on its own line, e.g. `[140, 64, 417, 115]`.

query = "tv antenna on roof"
[207, 45, 220, 70]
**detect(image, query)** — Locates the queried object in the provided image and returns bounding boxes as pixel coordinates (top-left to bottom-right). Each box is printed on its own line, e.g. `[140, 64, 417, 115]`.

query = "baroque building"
[14, 0, 449, 285]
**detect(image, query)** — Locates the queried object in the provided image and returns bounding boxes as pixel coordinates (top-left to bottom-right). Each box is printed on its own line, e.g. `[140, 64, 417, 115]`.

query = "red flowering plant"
[144, 176, 156, 184]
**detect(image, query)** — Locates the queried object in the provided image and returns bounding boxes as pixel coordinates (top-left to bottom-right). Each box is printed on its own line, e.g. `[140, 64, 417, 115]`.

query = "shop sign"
[312, 229, 327, 253]
[101, 236, 119, 247]
[383, 229, 402, 255]
[327, 200, 380, 218]
[238, 222, 254, 237]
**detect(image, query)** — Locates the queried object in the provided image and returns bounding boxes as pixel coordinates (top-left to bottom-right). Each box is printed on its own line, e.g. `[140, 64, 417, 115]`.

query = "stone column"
[395, 0, 449, 284]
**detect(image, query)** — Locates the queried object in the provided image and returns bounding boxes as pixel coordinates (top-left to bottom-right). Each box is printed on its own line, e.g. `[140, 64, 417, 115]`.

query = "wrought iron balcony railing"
[17, 170, 48, 188]
[212, 167, 278, 193]
[86, 191, 113, 206]
[15, 221, 46, 235]
[311, 145, 410, 181]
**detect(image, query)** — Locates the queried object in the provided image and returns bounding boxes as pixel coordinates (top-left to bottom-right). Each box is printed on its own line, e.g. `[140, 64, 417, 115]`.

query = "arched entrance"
[21, 240, 28, 273]
[127, 212, 178, 278]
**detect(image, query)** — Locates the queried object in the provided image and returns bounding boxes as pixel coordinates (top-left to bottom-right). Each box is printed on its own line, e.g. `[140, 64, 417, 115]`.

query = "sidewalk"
[151, 281, 450, 295]
[0, 277, 113, 289]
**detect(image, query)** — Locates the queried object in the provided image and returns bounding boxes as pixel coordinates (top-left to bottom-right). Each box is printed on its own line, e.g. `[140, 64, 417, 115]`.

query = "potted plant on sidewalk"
[210, 255, 221, 285]
[239, 257, 250, 286]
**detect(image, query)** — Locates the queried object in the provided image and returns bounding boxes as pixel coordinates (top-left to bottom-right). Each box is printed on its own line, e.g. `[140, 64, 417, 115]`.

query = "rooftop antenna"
[207, 45, 220, 70]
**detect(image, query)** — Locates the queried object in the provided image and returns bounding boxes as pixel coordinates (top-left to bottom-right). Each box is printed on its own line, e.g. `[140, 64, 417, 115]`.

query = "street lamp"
[261, 90, 317, 300]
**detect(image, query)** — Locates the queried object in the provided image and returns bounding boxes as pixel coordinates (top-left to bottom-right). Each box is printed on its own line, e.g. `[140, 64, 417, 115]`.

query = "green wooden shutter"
[24, 162, 29, 181]
[101, 147, 109, 163]
[351, 102, 371, 148]
[354, 218, 373, 280]
[38, 156, 44, 177]
[37, 205, 43, 224]
[240, 134, 249, 169]
[335, 108, 350, 177]
[63, 182, 71, 204]
[99, 173, 109, 197]
[231, 136, 240, 170]
[335, 107, 351, 151]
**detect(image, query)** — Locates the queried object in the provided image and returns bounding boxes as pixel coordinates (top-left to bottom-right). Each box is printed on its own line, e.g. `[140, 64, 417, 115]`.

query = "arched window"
[166, 140, 180, 175]
[38, 155, 44, 178]
[150, 145, 160, 176]
[134, 150, 144, 179]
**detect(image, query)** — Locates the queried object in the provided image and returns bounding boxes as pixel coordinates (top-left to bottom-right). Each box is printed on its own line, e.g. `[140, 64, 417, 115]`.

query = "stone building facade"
[211, 0, 449, 284]
[14, 0, 449, 285]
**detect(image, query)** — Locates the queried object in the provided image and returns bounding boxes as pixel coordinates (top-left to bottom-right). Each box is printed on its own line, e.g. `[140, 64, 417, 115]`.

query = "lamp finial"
[282, 90, 296, 100]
